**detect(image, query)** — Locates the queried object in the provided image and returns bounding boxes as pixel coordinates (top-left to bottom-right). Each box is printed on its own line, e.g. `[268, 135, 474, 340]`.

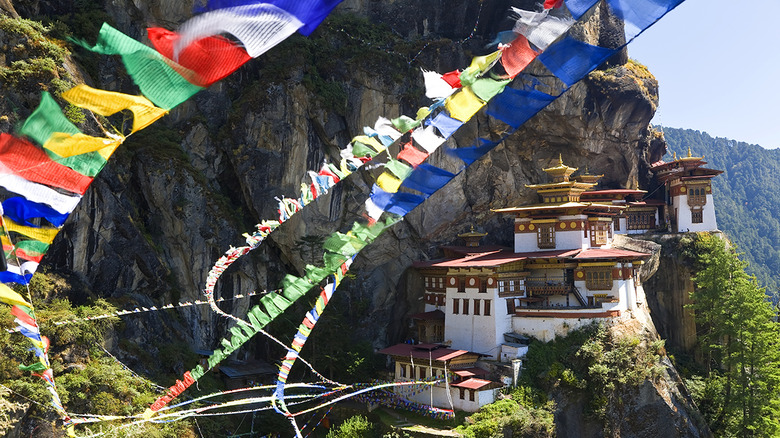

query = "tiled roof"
[574, 248, 649, 259]
[452, 378, 494, 390]
[377, 343, 476, 362]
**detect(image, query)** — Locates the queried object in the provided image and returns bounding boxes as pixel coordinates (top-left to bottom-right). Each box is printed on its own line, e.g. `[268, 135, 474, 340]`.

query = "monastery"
[379, 151, 721, 412]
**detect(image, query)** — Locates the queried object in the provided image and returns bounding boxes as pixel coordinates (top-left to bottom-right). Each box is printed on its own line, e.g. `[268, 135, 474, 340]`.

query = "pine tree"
[688, 234, 780, 437]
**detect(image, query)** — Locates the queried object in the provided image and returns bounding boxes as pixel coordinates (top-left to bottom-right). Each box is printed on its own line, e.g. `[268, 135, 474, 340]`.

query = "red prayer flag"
[500, 35, 539, 78]
[396, 141, 429, 167]
[441, 70, 462, 89]
[0, 134, 92, 195]
[147, 27, 251, 87]
[11, 305, 37, 328]
[544, 0, 565, 8]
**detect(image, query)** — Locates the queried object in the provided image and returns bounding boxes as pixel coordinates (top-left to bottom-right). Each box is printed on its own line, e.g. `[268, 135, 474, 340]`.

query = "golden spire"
[558, 153, 563, 166]
[687, 147, 692, 158]
[673, 151, 677, 160]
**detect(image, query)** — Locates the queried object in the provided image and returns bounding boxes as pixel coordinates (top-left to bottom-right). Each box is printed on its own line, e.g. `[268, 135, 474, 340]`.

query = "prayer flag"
[377, 172, 402, 193]
[401, 163, 455, 196]
[0, 283, 31, 307]
[445, 87, 485, 122]
[147, 27, 251, 87]
[78, 23, 204, 110]
[538, 36, 616, 85]
[396, 142, 428, 167]
[173, 4, 303, 59]
[500, 34, 538, 78]
[0, 134, 93, 195]
[3, 198, 69, 227]
[62, 85, 167, 133]
[470, 78, 511, 102]
[427, 111, 463, 139]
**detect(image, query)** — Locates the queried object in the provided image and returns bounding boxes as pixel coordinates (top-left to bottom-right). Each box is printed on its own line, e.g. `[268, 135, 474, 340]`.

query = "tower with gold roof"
[651, 148, 722, 232]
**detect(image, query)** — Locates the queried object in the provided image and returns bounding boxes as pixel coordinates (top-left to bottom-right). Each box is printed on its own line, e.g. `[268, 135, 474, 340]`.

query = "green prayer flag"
[471, 78, 511, 101]
[304, 265, 330, 283]
[248, 306, 272, 328]
[391, 115, 420, 133]
[18, 92, 79, 146]
[385, 159, 413, 180]
[459, 65, 480, 87]
[19, 362, 48, 372]
[351, 141, 376, 158]
[323, 251, 348, 271]
[46, 150, 107, 177]
[15, 240, 50, 258]
[281, 275, 312, 301]
[77, 23, 203, 110]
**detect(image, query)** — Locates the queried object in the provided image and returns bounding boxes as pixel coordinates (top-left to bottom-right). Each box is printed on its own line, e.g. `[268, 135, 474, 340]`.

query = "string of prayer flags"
[62, 85, 167, 134]
[0, 134, 93, 195]
[537, 35, 616, 85]
[3, 218, 59, 245]
[486, 83, 558, 129]
[511, 7, 574, 50]
[372, 117, 403, 144]
[396, 142, 429, 167]
[78, 23, 204, 110]
[401, 163, 456, 196]
[147, 27, 251, 87]
[499, 34, 538, 78]
[7, 240, 49, 264]
[426, 112, 463, 139]
[444, 86, 485, 123]
[172, 4, 304, 60]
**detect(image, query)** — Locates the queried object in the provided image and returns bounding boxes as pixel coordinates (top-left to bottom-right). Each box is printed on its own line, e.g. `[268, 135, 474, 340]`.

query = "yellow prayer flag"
[445, 87, 486, 122]
[377, 171, 402, 193]
[62, 84, 167, 133]
[352, 135, 384, 153]
[43, 132, 123, 158]
[416, 106, 431, 121]
[4, 218, 59, 245]
[0, 283, 31, 308]
[470, 50, 502, 72]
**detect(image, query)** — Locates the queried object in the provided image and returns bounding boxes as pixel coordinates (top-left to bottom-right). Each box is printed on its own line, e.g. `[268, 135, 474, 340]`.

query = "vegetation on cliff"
[680, 233, 780, 437]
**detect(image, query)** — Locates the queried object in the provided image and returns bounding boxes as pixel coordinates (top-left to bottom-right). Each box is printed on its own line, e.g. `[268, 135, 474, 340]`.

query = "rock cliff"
[1, 0, 710, 435]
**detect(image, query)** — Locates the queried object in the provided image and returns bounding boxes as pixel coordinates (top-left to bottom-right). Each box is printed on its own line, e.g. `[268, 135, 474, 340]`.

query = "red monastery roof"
[452, 378, 494, 390]
[377, 344, 479, 362]
[414, 248, 644, 269]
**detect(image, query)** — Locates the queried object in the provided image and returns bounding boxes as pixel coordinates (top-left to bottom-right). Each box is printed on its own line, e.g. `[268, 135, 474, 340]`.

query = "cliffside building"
[651, 149, 723, 233]
[379, 154, 722, 413]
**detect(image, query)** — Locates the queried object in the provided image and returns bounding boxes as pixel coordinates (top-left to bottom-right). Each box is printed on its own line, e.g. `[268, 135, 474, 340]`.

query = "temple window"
[458, 277, 466, 293]
[462, 299, 470, 315]
[627, 211, 655, 230]
[537, 224, 556, 249]
[484, 299, 491, 316]
[453, 298, 460, 314]
[614, 217, 621, 231]
[687, 186, 707, 207]
[586, 268, 613, 290]
[506, 299, 515, 314]
[589, 222, 608, 246]
[473, 299, 481, 315]
[691, 210, 703, 224]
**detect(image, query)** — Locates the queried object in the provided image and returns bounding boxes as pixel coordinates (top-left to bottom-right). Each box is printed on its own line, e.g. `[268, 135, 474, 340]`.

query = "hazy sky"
[627, 0, 780, 149]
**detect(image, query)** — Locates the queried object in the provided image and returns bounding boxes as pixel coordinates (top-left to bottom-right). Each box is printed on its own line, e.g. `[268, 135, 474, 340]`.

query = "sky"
[627, 0, 780, 149]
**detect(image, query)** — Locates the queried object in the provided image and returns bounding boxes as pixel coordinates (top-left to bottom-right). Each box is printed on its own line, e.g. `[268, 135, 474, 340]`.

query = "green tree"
[687, 234, 780, 437]
[326, 414, 375, 438]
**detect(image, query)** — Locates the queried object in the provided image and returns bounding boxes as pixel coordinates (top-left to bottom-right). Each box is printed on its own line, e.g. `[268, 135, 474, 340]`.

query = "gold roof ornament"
[458, 225, 487, 247]
[542, 154, 578, 183]
[576, 164, 603, 184]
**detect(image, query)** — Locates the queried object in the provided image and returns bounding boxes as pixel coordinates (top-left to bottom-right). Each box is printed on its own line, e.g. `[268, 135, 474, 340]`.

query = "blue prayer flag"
[538, 36, 616, 85]
[401, 163, 455, 196]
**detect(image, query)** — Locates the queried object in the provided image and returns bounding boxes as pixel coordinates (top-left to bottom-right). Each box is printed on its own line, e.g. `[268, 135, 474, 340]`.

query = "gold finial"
[558, 153, 563, 165]
[673, 151, 677, 160]
[687, 147, 692, 158]
[470, 224, 475, 232]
